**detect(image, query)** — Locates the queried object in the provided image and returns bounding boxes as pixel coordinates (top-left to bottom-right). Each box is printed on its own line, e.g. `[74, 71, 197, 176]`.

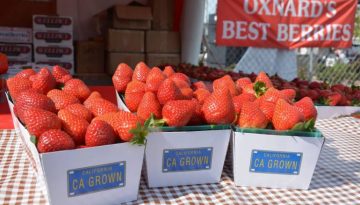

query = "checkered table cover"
[1, 117, 359, 205]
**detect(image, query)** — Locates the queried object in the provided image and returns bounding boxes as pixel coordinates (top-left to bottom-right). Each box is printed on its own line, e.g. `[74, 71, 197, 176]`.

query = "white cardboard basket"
[316, 105, 360, 119]
[115, 91, 130, 112]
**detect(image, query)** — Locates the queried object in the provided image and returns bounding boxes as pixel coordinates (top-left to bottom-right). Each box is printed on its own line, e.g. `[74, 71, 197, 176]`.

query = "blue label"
[162, 147, 213, 172]
[67, 162, 126, 197]
[249, 150, 302, 175]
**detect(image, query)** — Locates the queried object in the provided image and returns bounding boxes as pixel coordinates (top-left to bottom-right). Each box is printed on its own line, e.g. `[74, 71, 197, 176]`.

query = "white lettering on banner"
[243, 0, 337, 18]
[222, 21, 271, 41]
[277, 24, 288, 41]
[222, 21, 235, 39]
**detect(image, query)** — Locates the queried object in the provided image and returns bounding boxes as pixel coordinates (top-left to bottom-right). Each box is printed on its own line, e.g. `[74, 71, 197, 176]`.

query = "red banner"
[216, 0, 357, 49]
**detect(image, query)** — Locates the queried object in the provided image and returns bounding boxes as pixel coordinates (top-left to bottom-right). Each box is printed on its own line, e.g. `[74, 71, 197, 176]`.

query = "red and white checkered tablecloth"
[1, 117, 359, 205]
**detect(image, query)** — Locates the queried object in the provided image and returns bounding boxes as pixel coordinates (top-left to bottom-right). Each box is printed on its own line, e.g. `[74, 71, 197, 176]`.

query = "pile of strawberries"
[7, 66, 143, 153]
[114, 62, 318, 133]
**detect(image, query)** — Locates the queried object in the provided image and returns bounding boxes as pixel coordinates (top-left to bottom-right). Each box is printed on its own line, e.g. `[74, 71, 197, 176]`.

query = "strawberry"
[280, 89, 296, 102]
[172, 78, 190, 89]
[14, 69, 36, 79]
[112, 111, 141, 141]
[137, 92, 162, 122]
[213, 75, 239, 97]
[21, 107, 62, 137]
[163, 66, 175, 77]
[47, 89, 80, 110]
[327, 93, 342, 106]
[52, 65, 70, 83]
[14, 90, 56, 119]
[157, 78, 184, 105]
[235, 77, 252, 90]
[145, 67, 166, 92]
[63, 79, 91, 102]
[192, 81, 208, 91]
[202, 89, 235, 125]
[85, 120, 116, 147]
[242, 83, 256, 95]
[255, 71, 273, 88]
[6, 76, 33, 99]
[258, 100, 276, 121]
[193, 88, 211, 104]
[180, 87, 193, 99]
[262, 87, 285, 103]
[132, 61, 150, 82]
[112, 63, 133, 93]
[58, 74, 72, 84]
[83, 91, 102, 108]
[162, 100, 196, 127]
[37, 129, 75, 153]
[238, 101, 269, 129]
[86, 98, 119, 117]
[233, 93, 256, 114]
[294, 97, 317, 121]
[31, 68, 56, 94]
[58, 109, 89, 145]
[65, 103, 92, 122]
[188, 99, 204, 125]
[125, 80, 146, 112]
[272, 99, 304, 130]
[169, 73, 191, 87]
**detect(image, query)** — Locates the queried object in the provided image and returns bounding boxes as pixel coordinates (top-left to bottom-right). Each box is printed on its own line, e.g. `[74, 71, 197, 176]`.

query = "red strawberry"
[294, 97, 317, 121]
[14, 69, 36, 79]
[157, 78, 184, 105]
[65, 103, 92, 122]
[112, 63, 133, 93]
[145, 67, 166, 92]
[86, 98, 119, 117]
[162, 100, 196, 127]
[327, 93, 342, 106]
[163, 66, 175, 77]
[58, 74, 72, 84]
[272, 99, 304, 130]
[112, 111, 141, 141]
[125, 80, 146, 112]
[58, 109, 89, 145]
[172, 78, 190, 89]
[31, 68, 56, 94]
[63, 79, 91, 102]
[280, 89, 296, 102]
[262, 87, 285, 103]
[235, 77, 252, 90]
[238, 101, 269, 129]
[21, 107, 62, 137]
[85, 120, 116, 147]
[213, 75, 239, 97]
[6, 76, 33, 99]
[258, 100, 276, 121]
[202, 89, 235, 125]
[133, 61, 150, 82]
[194, 88, 211, 104]
[15, 90, 56, 119]
[47, 89, 80, 110]
[169, 73, 191, 86]
[137, 92, 162, 122]
[188, 99, 204, 125]
[233, 93, 256, 114]
[192, 81, 208, 91]
[37, 129, 75, 153]
[83, 91, 102, 108]
[52, 65, 70, 83]
[180, 87, 193, 99]
[242, 83, 255, 95]
[255, 71, 273, 88]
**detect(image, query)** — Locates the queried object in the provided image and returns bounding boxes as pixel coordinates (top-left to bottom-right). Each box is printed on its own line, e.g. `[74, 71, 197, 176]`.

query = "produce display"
[6, 66, 143, 153]
[167, 64, 360, 106]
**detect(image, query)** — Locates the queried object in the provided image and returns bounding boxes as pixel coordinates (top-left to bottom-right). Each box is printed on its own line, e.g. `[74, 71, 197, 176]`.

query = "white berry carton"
[316, 105, 360, 119]
[144, 125, 231, 187]
[115, 91, 130, 112]
[5, 91, 145, 205]
[232, 127, 325, 190]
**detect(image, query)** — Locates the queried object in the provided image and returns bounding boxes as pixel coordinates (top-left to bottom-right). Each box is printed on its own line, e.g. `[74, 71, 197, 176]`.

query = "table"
[1, 117, 359, 205]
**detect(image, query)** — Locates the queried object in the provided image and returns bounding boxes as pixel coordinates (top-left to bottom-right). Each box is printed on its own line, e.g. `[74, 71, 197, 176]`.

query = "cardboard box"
[106, 52, 144, 75]
[145, 126, 231, 187]
[6, 92, 145, 205]
[0, 43, 32, 61]
[146, 53, 180, 67]
[76, 41, 104, 73]
[33, 30, 73, 46]
[149, 0, 175, 30]
[34, 45, 74, 61]
[33, 15, 73, 31]
[316, 106, 360, 119]
[111, 5, 152, 30]
[232, 127, 325, 189]
[146, 31, 180, 53]
[35, 60, 74, 74]
[116, 92, 130, 112]
[0, 26, 32, 43]
[107, 29, 144, 52]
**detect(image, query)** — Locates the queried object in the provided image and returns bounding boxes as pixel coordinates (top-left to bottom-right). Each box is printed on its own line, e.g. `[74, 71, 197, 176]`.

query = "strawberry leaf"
[30, 135, 37, 146]
[253, 81, 267, 97]
[352, 99, 360, 106]
[291, 122, 305, 131]
[130, 122, 148, 145]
